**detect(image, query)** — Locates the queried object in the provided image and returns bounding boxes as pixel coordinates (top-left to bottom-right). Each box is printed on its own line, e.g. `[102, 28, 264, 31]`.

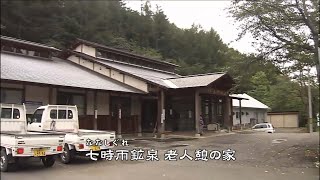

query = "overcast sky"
[124, 1, 256, 54]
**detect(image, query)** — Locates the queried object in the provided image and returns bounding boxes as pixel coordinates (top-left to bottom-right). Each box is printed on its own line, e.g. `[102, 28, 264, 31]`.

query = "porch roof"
[166, 73, 235, 89]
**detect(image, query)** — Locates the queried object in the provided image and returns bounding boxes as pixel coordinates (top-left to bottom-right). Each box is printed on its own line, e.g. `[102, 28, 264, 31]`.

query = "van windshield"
[31, 109, 44, 123]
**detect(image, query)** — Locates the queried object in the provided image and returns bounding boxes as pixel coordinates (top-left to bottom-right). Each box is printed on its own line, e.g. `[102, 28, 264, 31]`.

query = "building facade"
[1, 36, 236, 136]
[231, 93, 270, 127]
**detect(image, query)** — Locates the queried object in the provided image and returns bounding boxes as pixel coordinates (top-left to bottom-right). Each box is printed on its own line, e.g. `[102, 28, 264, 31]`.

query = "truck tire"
[41, 155, 55, 168]
[60, 145, 74, 164]
[1, 149, 9, 172]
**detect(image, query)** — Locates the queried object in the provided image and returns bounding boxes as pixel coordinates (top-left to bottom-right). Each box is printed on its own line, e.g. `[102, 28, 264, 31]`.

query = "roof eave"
[75, 38, 180, 68]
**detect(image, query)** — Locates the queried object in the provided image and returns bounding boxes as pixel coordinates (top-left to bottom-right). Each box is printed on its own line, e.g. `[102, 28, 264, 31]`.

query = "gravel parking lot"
[1, 131, 319, 180]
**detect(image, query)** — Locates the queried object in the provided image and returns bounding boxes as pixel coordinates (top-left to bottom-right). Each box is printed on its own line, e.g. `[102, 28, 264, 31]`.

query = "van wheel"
[1, 149, 9, 172]
[42, 156, 55, 168]
[60, 146, 73, 164]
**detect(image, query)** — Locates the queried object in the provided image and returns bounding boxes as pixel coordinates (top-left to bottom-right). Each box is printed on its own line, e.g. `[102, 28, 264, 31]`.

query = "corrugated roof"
[95, 59, 180, 88]
[1, 36, 60, 51]
[231, 93, 270, 109]
[167, 73, 226, 88]
[0, 53, 143, 94]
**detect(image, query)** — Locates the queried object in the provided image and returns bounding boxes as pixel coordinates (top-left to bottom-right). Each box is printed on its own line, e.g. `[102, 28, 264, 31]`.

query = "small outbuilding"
[231, 93, 270, 127]
[266, 111, 299, 128]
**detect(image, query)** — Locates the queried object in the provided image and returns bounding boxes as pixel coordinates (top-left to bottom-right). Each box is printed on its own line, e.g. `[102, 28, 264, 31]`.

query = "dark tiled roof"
[1, 53, 144, 94]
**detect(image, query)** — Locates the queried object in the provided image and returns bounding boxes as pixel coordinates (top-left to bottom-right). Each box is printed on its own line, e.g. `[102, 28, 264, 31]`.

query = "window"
[28, 51, 35, 56]
[57, 92, 85, 115]
[96, 51, 102, 57]
[2, 45, 14, 52]
[217, 103, 223, 116]
[50, 109, 73, 119]
[15, 48, 23, 54]
[0, 88, 23, 104]
[31, 109, 44, 123]
[1, 108, 20, 119]
[236, 112, 239, 119]
[111, 96, 131, 119]
[253, 125, 261, 129]
[246, 112, 249, 116]
[39, 51, 50, 58]
[34, 51, 40, 57]
[253, 124, 267, 129]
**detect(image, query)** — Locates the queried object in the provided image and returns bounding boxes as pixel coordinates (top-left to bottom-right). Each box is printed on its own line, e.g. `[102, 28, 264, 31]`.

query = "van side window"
[13, 109, 20, 119]
[50, 110, 57, 119]
[67, 110, 73, 119]
[50, 109, 73, 119]
[58, 110, 67, 119]
[1, 108, 20, 119]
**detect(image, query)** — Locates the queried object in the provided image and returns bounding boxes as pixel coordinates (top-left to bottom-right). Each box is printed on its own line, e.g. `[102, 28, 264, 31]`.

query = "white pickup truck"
[27, 105, 116, 164]
[0, 104, 65, 172]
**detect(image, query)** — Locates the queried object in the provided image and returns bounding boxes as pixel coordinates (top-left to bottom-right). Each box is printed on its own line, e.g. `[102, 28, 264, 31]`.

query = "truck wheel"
[1, 149, 9, 172]
[42, 156, 55, 168]
[60, 145, 73, 164]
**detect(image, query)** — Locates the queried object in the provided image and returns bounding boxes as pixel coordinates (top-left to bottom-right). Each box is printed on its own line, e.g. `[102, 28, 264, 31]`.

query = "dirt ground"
[1, 131, 319, 180]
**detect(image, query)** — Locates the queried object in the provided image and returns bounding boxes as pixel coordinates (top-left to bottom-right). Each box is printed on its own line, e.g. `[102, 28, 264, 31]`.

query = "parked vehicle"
[27, 105, 116, 164]
[252, 123, 275, 133]
[0, 104, 65, 172]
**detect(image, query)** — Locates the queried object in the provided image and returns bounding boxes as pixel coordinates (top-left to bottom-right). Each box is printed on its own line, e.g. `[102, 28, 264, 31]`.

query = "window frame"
[0, 88, 24, 104]
[0, 108, 20, 119]
[50, 109, 73, 119]
[57, 91, 86, 116]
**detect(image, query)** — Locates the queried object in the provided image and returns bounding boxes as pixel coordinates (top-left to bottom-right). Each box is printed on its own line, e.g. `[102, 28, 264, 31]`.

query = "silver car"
[252, 123, 275, 133]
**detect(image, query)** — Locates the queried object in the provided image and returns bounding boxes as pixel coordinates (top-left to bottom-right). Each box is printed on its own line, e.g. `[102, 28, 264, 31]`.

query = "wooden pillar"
[137, 97, 142, 136]
[194, 89, 201, 136]
[223, 96, 232, 131]
[93, 90, 98, 130]
[48, 85, 53, 104]
[230, 96, 233, 130]
[117, 105, 122, 138]
[239, 99, 242, 130]
[157, 90, 165, 138]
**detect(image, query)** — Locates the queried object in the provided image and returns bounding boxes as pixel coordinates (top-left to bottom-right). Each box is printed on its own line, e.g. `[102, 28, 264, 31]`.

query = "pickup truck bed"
[1, 131, 65, 136]
[29, 129, 115, 136]
[1, 132, 65, 157]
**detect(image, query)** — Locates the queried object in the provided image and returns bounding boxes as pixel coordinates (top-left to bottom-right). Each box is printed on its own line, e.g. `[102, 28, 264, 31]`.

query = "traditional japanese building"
[1, 35, 235, 137]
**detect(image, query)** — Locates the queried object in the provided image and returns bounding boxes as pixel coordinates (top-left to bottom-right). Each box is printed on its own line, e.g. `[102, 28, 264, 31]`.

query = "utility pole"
[308, 82, 313, 133]
[239, 99, 242, 130]
[140, 0, 143, 15]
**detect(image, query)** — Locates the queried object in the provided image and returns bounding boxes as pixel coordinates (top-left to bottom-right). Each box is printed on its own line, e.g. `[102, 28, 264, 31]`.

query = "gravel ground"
[1, 131, 319, 180]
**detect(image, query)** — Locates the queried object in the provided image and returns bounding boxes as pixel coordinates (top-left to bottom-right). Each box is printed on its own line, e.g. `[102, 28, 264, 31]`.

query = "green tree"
[228, 0, 319, 82]
[248, 71, 271, 104]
